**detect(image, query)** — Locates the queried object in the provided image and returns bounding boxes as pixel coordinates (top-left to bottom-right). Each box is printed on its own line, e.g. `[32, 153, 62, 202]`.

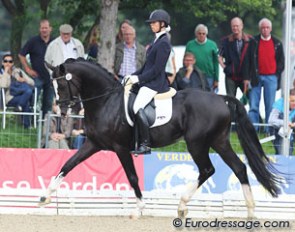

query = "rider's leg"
[131, 109, 151, 154]
[131, 87, 157, 154]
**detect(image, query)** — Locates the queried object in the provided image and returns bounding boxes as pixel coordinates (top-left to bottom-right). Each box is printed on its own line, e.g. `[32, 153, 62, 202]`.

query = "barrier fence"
[0, 111, 291, 155]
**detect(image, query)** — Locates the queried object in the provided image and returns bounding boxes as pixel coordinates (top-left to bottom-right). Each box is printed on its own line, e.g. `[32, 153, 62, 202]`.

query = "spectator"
[268, 89, 295, 155]
[45, 24, 85, 67]
[218, 17, 254, 97]
[71, 108, 86, 149]
[185, 24, 219, 92]
[0, 54, 34, 128]
[87, 26, 100, 61]
[114, 25, 146, 82]
[174, 52, 210, 91]
[19, 19, 54, 115]
[45, 100, 73, 149]
[116, 19, 132, 44]
[248, 18, 285, 129]
[165, 32, 177, 87]
[126, 9, 172, 154]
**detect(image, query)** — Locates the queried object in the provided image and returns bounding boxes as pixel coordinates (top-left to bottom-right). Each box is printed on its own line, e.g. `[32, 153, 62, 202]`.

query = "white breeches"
[133, 87, 157, 114]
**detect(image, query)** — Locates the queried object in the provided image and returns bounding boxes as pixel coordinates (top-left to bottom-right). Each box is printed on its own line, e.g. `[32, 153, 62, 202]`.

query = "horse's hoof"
[38, 196, 51, 207]
[177, 208, 188, 218]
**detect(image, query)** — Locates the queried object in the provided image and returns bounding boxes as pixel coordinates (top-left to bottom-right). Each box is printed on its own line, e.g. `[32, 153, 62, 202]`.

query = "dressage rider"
[125, 9, 172, 154]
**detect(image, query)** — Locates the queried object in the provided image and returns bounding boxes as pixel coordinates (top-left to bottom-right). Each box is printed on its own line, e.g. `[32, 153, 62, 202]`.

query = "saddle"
[123, 79, 176, 128]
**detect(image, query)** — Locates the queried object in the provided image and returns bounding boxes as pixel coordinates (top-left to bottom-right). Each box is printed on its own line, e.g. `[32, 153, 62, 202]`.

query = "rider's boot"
[130, 109, 151, 155]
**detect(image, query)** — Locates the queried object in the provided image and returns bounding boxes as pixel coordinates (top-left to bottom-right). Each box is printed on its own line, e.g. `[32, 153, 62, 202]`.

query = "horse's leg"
[39, 140, 99, 206]
[212, 138, 255, 218]
[116, 149, 144, 219]
[178, 143, 214, 218]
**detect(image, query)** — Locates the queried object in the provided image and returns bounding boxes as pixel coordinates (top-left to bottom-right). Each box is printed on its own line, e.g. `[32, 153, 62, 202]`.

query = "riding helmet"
[145, 9, 170, 26]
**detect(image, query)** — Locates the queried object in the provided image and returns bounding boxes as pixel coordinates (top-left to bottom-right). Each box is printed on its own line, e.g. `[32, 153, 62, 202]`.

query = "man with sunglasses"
[185, 24, 219, 92]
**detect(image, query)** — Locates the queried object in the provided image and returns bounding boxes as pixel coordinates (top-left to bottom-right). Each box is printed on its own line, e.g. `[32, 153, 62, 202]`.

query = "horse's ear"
[45, 61, 55, 71]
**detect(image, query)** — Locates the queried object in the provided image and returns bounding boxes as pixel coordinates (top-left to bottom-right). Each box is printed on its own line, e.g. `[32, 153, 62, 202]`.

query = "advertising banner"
[0, 149, 294, 196]
[0, 148, 144, 193]
[144, 152, 295, 195]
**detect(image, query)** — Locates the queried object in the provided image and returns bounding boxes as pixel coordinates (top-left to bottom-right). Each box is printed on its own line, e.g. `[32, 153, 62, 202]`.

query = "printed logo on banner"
[144, 152, 295, 195]
[0, 149, 144, 194]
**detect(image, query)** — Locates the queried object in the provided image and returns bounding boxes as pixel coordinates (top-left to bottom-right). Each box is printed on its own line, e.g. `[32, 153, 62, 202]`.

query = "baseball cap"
[59, 24, 73, 33]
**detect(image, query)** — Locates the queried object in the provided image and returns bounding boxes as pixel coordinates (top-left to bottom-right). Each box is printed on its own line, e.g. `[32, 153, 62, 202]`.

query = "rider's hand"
[125, 75, 139, 84]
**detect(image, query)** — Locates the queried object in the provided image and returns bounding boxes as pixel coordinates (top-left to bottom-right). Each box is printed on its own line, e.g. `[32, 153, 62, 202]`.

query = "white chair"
[0, 87, 38, 129]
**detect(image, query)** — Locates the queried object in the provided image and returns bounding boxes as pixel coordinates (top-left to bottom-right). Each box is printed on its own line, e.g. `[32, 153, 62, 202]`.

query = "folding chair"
[0, 87, 38, 129]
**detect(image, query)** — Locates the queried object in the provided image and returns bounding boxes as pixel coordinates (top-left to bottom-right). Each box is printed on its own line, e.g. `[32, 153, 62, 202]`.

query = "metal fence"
[0, 110, 293, 155]
[43, 113, 84, 149]
[0, 111, 43, 148]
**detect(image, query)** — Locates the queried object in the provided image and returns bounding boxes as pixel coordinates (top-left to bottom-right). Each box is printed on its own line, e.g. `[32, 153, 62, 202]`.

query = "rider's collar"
[154, 31, 166, 43]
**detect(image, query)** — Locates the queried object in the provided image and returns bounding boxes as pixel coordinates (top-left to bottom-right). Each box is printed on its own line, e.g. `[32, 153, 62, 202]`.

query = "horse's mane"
[65, 58, 120, 85]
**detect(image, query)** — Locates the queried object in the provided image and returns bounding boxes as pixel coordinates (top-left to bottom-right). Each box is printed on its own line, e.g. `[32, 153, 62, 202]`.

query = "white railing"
[0, 189, 294, 219]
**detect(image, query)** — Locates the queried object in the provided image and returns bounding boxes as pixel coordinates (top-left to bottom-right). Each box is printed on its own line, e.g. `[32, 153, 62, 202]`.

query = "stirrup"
[130, 144, 151, 155]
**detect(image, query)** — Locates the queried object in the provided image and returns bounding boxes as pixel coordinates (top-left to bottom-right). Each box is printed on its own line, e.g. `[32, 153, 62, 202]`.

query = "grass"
[154, 131, 276, 155]
[0, 114, 38, 148]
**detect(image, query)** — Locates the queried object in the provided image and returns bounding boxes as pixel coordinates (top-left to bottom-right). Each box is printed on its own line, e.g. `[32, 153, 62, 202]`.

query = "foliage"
[0, 0, 286, 65]
[2, 1, 286, 40]
[47, 0, 100, 40]
[118, 0, 284, 45]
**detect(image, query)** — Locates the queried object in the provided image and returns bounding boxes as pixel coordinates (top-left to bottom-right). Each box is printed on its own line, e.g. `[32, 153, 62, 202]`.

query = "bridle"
[52, 72, 125, 110]
[52, 73, 80, 109]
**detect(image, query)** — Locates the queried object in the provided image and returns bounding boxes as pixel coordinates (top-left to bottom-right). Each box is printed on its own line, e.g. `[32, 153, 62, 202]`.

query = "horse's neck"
[81, 75, 114, 97]
[82, 86, 123, 112]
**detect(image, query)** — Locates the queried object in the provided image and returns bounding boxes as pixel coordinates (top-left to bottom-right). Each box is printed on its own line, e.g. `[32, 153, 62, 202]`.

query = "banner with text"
[144, 152, 295, 196]
[0, 148, 144, 194]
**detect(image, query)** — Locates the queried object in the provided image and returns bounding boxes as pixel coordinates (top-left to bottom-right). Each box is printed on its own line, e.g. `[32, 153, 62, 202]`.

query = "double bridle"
[52, 73, 80, 108]
[52, 72, 124, 109]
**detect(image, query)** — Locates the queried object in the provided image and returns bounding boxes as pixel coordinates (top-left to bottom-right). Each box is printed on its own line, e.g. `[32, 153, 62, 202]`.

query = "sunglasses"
[3, 59, 13, 63]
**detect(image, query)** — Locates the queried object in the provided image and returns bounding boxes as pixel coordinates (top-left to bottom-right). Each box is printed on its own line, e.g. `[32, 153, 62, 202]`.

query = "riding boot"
[130, 109, 151, 155]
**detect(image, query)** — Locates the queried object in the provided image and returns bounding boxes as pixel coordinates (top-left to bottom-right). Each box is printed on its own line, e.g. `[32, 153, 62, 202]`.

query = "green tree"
[119, 0, 283, 45]
[1, 0, 52, 64]
[2, 0, 27, 65]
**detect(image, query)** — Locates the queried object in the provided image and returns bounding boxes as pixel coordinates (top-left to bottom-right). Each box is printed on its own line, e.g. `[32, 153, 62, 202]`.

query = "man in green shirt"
[185, 24, 219, 92]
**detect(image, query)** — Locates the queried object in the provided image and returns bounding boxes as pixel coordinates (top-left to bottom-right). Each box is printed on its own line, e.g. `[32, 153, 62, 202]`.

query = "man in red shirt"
[248, 18, 285, 131]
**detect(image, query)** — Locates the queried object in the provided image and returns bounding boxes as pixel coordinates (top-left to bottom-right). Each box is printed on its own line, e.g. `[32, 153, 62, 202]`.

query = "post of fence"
[37, 111, 43, 148]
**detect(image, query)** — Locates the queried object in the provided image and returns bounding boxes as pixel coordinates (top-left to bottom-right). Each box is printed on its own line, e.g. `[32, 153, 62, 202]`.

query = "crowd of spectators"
[0, 15, 293, 155]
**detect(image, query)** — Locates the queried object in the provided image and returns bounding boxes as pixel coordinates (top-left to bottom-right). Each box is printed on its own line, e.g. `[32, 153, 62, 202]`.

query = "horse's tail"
[223, 95, 282, 197]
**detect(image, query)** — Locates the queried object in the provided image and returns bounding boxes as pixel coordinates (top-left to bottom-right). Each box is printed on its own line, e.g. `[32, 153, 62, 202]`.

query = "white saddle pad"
[124, 93, 173, 128]
[124, 91, 173, 128]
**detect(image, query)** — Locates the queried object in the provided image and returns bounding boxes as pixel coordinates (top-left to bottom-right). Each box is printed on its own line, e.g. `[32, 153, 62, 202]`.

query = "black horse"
[40, 58, 282, 218]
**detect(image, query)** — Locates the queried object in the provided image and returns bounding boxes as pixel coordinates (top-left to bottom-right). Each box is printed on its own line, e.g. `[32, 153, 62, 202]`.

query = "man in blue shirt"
[19, 19, 54, 115]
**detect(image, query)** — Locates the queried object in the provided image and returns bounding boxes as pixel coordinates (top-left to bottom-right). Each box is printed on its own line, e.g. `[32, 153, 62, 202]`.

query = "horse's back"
[172, 89, 230, 132]
[174, 89, 229, 118]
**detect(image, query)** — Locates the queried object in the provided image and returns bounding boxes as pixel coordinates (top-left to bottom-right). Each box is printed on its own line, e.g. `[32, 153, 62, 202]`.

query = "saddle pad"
[124, 91, 173, 128]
